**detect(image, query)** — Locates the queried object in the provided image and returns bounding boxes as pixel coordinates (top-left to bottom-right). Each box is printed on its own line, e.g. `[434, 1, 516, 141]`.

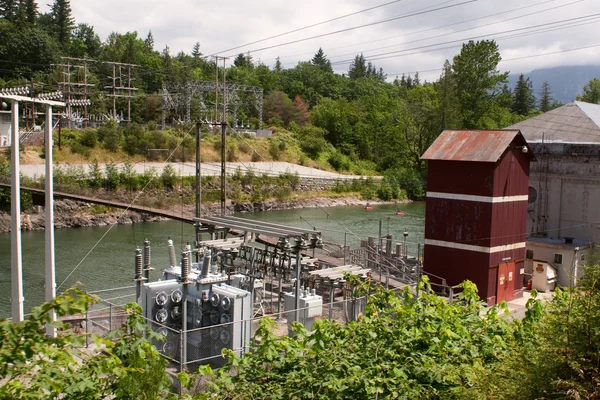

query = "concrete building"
[0, 110, 11, 147]
[508, 101, 599, 286]
[422, 130, 534, 305]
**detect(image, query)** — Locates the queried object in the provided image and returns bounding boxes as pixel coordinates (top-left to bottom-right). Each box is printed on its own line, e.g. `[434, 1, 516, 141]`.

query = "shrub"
[268, 141, 280, 160]
[161, 164, 178, 190]
[238, 142, 252, 154]
[70, 142, 91, 158]
[80, 129, 98, 148]
[104, 162, 120, 190]
[328, 150, 350, 171]
[88, 160, 103, 189]
[226, 142, 238, 162]
[251, 151, 261, 162]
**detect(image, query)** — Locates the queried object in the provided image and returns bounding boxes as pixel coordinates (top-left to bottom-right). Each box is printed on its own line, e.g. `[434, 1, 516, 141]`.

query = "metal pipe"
[329, 282, 334, 320]
[181, 283, 188, 371]
[195, 122, 201, 260]
[294, 247, 302, 323]
[44, 105, 56, 337]
[10, 100, 23, 322]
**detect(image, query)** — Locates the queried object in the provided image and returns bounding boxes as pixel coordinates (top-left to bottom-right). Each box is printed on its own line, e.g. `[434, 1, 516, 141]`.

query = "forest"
[4, 0, 597, 201]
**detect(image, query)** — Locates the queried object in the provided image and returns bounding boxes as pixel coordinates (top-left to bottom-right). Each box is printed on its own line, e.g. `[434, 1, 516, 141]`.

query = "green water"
[0, 202, 425, 319]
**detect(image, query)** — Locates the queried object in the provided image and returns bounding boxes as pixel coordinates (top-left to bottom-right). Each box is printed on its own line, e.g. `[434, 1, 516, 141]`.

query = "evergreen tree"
[50, 0, 75, 45]
[233, 52, 253, 69]
[497, 83, 514, 109]
[348, 53, 367, 79]
[512, 73, 535, 115]
[437, 60, 460, 130]
[144, 31, 154, 51]
[22, 0, 36, 23]
[274, 57, 282, 72]
[191, 41, 201, 58]
[311, 47, 332, 73]
[0, 0, 18, 21]
[539, 81, 553, 112]
[414, 71, 420, 86]
[452, 40, 508, 128]
[15, 0, 26, 26]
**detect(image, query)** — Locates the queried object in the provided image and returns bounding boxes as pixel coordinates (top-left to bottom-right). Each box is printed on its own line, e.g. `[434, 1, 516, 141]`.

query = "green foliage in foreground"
[0, 288, 172, 399]
[184, 264, 600, 400]
[189, 278, 537, 399]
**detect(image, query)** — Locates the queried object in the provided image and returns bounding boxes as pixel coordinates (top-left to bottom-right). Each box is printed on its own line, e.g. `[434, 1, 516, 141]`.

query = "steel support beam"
[45, 106, 56, 337]
[11, 101, 23, 322]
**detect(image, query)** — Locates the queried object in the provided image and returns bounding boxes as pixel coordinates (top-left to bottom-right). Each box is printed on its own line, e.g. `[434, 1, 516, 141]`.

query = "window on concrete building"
[1, 114, 10, 123]
[526, 249, 534, 259]
[554, 254, 563, 264]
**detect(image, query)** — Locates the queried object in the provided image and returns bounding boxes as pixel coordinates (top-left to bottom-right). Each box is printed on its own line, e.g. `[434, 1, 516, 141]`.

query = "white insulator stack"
[167, 239, 177, 267]
[134, 248, 143, 279]
[181, 251, 190, 281]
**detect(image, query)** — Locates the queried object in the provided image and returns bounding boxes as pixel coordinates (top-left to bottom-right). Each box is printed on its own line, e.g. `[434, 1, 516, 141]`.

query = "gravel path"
[19, 161, 380, 180]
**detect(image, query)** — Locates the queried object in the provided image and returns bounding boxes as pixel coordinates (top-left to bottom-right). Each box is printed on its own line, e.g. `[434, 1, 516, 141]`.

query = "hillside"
[508, 65, 600, 104]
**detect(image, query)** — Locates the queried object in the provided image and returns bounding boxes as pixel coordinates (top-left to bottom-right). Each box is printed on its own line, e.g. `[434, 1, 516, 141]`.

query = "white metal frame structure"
[0, 95, 65, 336]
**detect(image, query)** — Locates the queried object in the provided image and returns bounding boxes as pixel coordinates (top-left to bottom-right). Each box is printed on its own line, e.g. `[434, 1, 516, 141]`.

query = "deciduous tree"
[576, 78, 600, 104]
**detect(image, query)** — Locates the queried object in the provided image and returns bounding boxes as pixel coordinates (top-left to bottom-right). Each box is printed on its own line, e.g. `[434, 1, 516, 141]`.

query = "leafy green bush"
[328, 150, 351, 171]
[193, 278, 525, 399]
[0, 289, 171, 399]
[268, 140, 280, 160]
[69, 142, 91, 158]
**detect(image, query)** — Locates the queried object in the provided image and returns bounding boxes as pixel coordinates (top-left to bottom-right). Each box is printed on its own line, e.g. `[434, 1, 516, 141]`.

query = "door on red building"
[497, 261, 515, 303]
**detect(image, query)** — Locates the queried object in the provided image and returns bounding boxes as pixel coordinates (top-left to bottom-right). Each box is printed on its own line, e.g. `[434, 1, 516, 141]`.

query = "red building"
[421, 130, 535, 305]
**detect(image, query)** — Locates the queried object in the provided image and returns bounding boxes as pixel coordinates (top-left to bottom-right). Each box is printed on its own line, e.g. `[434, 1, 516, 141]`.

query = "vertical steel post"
[10, 100, 24, 322]
[181, 283, 188, 371]
[329, 282, 334, 320]
[179, 329, 184, 372]
[343, 232, 347, 265]
[220, 122, 226, 216]
[195, 122, 201, 219]
[294, 249, 302, 323]
[45, 106, 56, 337]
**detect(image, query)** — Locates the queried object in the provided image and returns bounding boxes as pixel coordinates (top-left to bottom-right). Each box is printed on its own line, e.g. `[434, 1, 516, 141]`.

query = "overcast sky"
[42, 0, 600, 81]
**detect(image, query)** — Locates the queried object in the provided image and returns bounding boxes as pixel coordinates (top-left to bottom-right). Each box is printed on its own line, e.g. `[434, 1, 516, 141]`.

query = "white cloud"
[46, 0, 600, 79]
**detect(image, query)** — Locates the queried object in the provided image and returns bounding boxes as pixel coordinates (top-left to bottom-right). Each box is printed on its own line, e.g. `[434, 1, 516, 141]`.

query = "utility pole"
[213, 56, 229, 216]
[104, 61, 138, 125]
[56, 57, 94, 128]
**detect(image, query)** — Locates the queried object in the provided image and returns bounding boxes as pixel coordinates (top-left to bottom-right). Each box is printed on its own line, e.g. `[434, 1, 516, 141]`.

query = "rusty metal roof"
[421, 130, 526, 162]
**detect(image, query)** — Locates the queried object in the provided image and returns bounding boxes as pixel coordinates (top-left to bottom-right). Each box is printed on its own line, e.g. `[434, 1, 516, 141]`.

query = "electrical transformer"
[140, 279, 252, 369]
[284, 288, 323, 334]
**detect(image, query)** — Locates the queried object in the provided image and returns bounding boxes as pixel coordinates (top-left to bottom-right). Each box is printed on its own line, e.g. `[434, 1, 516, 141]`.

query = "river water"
[0, 202, 425, 319]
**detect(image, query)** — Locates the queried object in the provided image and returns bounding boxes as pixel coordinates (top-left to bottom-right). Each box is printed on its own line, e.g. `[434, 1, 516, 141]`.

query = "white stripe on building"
[426, 191, 528, 203]
[424, 239, 526, 254]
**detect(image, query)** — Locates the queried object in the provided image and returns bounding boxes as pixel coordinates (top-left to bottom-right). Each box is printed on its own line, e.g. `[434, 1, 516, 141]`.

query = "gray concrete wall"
[527, 143, 600, 244]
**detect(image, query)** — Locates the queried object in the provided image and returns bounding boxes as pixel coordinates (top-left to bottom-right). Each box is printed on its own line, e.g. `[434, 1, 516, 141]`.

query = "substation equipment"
[134, 216, 375, 370]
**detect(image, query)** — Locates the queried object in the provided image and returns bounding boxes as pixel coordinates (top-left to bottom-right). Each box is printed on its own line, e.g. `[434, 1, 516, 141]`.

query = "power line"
[331, 12, 600, 64]
[209, 0, 409, 57]
[233, 0, 477, 56]
[274, 0, 566, 65]
[325, 0, 583, 62]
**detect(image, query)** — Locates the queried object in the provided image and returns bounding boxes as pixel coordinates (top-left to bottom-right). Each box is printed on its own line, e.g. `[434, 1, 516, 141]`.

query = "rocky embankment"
[0, 196, 395, 233]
